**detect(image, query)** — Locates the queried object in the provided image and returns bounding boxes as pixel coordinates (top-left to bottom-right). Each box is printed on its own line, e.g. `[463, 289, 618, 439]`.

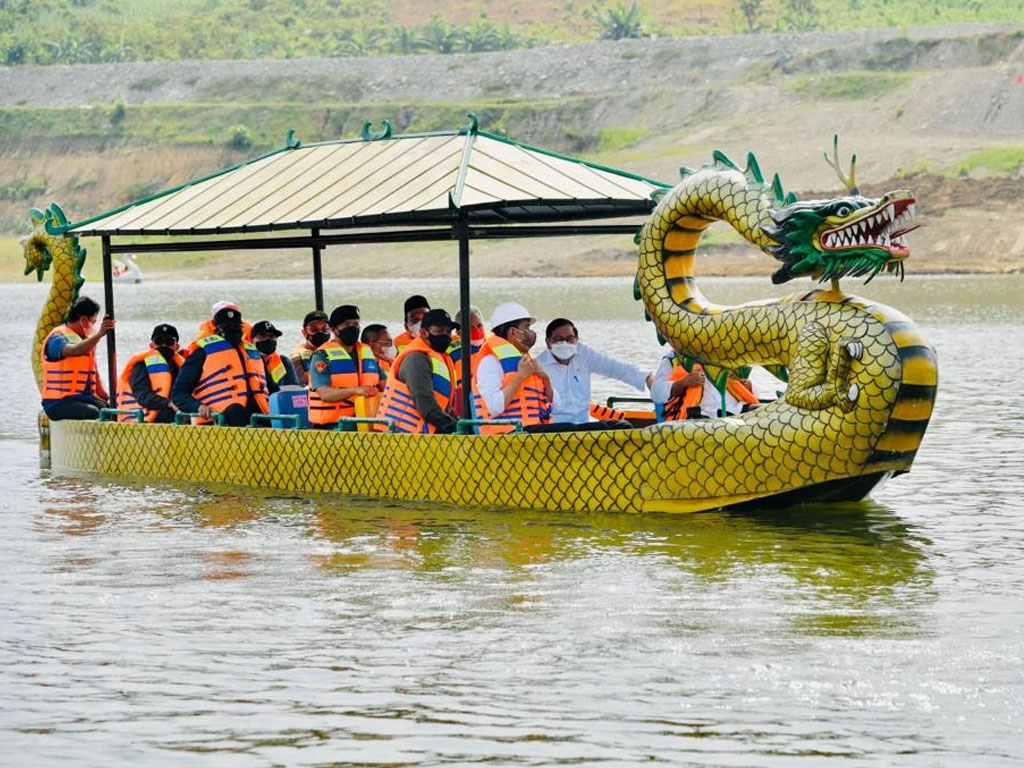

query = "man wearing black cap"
[379, 308, 459, 434]
[307, 305, 381, 428]
[393, 295, 430, 354]
[171, 305, 269, 426]
[115, 323, 183, 423]
[290, 310, 331, 386]
[251, 320, 298, 395]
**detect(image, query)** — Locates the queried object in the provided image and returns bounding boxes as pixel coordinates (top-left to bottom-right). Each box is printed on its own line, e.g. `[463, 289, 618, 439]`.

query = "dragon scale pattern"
[637, 162, 937, 487]
[35, 152, 937, 512]
[23, 206, 86, 394]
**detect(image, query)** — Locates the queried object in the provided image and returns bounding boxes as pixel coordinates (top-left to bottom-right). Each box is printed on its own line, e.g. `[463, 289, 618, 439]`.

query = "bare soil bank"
[2, 22, 1023, 280]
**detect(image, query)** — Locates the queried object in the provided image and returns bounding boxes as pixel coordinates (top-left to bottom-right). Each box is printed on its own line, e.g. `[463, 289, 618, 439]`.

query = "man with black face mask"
[290, 310, 331, 386]
[307, 305, 381, 428]
[116, 323, 183, 423]
[171, 306, 269, 427]
[251, 320, 298, 395]
[379, 308, 459, 434]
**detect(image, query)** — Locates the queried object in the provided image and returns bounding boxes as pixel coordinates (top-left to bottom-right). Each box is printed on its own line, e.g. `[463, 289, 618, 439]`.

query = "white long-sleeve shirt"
[475, 352, 560, 418]
[536, 342, 649, 424]
[650, 356, 745, 419]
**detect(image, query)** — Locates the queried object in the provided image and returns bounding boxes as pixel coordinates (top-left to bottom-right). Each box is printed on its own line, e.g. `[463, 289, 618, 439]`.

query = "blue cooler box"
[269, 388, 310, 429]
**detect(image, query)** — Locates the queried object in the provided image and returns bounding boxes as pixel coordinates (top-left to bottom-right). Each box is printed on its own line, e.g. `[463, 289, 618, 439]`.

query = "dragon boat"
[25, 119, 937, 513]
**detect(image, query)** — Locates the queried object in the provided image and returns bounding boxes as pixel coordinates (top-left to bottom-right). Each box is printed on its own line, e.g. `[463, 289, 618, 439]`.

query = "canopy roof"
[67, 118, 669, 237]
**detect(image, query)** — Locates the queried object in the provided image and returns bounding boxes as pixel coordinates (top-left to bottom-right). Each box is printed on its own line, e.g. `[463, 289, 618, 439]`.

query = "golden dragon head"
[762, 137, 917, 284]
[22, 203, 86, 291]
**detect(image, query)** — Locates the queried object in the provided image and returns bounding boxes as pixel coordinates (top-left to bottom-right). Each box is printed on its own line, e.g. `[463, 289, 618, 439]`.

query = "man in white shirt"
[475, 304, 633, 433]
[535, 317, 653, 425]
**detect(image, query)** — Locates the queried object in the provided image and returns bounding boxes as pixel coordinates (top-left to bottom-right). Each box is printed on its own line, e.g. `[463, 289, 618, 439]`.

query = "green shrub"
[0, 175, 46, 201]
[791, 72, 914, 101]
[586, 1, 647, 40]
[227, 124, 253, 150]
[109, 99, 126, 126]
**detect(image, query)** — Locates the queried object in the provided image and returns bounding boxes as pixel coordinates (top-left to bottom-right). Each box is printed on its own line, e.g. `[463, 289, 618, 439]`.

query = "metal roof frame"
[80, 115, 670, 419]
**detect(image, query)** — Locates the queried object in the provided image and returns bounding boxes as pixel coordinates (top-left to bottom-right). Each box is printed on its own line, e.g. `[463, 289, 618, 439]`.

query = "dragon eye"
[834, 204, 852, 217]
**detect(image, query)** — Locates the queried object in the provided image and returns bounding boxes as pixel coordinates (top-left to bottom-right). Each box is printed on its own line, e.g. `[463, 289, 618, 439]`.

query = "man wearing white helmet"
[472, 301, 554, 433]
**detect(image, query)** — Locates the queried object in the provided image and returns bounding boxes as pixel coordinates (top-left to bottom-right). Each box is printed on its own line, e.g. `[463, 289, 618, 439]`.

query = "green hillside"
[3, 0, 1022, 65]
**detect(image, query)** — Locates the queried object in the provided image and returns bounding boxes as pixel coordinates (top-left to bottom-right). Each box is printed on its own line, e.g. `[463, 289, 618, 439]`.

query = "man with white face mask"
[536, 317, 652, 425]
[393, 295, 430, 353]
[361, 324, 397, 377]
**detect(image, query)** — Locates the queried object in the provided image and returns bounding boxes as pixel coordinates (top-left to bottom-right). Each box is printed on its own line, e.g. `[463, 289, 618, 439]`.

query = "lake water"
[1, 274, 1022, 766]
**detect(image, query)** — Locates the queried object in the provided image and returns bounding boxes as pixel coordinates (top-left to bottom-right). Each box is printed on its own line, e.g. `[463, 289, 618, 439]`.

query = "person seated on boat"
[473, 303, 630, 434]
[307, 304, 381, 429]
[251, 320, 298, 395]
[40, 296, 115, 421]
[115, 323, 183, 423]
[171, 305, 269, 427]
[360, 323, 396, 377]
[183, 300, 253, 358]
[379, 309, 460, 434]
[651, 350, 759, 420]
[448, 305, 487, 416]
[290, 310, 331, 386]
[393, 295, 430, 353]
[536, 317, 651, 426]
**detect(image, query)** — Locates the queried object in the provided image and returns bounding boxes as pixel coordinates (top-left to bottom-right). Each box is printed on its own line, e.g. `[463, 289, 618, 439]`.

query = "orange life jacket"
[184, 319, 252, 358]
[116, 348, 182, 422]
[378, 338, 455, 434]
[263, 351, 289, 389]
[447, 333, 486, 387]
[726, 377, 759, 406]
[472, 336, 551, 433]
[394, 330, 414, 353]
[40, 324, 99, 402]
[448, 333, 486, 417]
[589, 402, 628, 421]
[662, 357, 703, 421]
[663, 357, 758, 420]
[291, 340, 315, 374]
[307, 341, 380, 425]
[192, 334, 269, 422]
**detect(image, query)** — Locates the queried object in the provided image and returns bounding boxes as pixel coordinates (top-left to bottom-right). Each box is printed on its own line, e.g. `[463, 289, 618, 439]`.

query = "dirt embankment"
[2, 22, 1023, 279]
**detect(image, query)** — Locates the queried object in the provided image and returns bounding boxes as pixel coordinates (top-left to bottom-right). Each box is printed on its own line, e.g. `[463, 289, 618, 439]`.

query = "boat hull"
[47, 413, 917, 513]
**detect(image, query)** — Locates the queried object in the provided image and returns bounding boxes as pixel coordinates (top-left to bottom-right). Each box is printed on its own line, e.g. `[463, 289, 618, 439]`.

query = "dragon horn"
[823, 134, 860, 195]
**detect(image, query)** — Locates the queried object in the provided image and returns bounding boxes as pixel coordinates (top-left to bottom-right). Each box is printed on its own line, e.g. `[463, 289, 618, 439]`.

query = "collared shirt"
[650, 356, 745, 419]
[475, 352, 560, 419]
[536, 342, 648, 424]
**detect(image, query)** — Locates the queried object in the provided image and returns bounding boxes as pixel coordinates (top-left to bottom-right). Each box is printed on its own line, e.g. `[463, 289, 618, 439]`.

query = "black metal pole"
[311, 227, 324, 311]
[456, 214, 472, 420]
[100, 236, 117, 407]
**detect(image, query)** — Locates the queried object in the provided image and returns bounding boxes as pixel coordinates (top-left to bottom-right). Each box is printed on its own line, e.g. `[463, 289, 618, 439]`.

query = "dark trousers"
[525, 419, 634, 434]
[152, 407, 176, 424]
[46, 397, 107, 421]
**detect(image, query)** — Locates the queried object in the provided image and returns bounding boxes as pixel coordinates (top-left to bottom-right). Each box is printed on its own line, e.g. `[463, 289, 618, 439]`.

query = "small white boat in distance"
[112, 253, 142, 284]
